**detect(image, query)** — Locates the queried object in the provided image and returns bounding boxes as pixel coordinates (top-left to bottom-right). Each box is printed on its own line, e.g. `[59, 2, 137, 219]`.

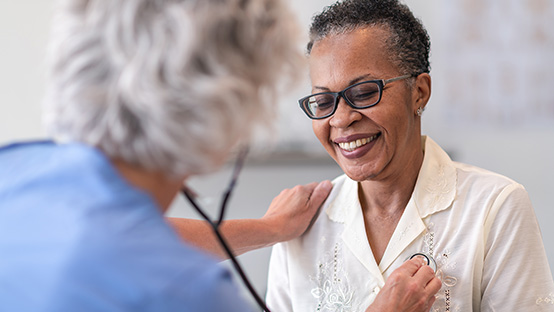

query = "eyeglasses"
[299, 74, 414, 119]
[181, 147, 272, 312]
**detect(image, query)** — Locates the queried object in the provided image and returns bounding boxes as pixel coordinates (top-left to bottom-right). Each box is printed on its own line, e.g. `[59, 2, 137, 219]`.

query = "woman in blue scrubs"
[0, 0, 331, 311]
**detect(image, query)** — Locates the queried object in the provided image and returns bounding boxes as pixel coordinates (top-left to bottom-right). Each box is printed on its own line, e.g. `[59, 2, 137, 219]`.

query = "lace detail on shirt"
[425, 165, 451, 207]
[536, 293, 554, 305]
[423, 222, 436, 255]
[310, 243, 354, 312]
[425, 223, 460, 312]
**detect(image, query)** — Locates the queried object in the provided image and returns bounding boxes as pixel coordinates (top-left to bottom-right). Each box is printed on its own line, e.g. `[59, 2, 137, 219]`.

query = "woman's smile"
[335, 133, 381, 159]
[309, 26, 425, 183]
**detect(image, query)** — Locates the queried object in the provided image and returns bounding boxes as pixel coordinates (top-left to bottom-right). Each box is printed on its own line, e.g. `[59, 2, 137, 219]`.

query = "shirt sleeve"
[266, 242, 294, 312]
[159, 264, 256, 312]
[481, 183, 554, 311]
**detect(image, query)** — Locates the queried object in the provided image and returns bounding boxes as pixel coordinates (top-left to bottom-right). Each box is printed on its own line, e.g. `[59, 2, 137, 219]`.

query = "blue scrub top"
[0, 141, 254, 312]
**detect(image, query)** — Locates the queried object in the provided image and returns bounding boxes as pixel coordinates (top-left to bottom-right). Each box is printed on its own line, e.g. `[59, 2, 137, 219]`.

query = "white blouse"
[266, 136, 554, 312]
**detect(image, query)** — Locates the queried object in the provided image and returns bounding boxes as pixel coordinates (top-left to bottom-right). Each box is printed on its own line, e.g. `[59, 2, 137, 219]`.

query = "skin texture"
[113, 159, 333, 259]
[310, 26, 431, 262]
[366, 257, 442, 312]
[168, 181, 333, 258]
[309, 26, 439, 312]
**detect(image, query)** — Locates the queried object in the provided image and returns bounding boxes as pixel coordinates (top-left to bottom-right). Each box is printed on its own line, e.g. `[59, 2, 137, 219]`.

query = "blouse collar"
[323, 136, 457, 277]
[326, 135, 457, 224]
[413, 136, 457, 218]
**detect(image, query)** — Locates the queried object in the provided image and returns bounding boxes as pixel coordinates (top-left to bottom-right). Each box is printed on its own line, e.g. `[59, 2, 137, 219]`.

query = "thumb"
[309, 180, 332, 206]
[303, 180, 332, 232]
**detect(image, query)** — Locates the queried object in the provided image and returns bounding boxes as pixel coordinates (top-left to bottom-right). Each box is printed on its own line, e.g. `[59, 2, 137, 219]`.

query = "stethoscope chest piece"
[409, 252, 437, 273]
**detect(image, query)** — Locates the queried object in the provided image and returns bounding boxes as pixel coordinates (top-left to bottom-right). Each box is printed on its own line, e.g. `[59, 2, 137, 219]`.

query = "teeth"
[338, 134, 378, 152]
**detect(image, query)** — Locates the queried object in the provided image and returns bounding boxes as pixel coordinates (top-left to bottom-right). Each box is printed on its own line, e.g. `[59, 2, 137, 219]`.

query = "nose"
[329, 96, 361, 128]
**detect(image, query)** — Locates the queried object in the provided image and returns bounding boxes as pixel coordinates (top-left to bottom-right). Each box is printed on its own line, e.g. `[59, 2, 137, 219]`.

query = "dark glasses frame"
[299, 74, 415, 119]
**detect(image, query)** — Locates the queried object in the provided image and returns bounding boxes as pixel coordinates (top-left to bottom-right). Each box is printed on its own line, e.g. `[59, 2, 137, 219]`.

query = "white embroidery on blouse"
[536, 293, 554, 305]
[425, 223, 460, 312]
[424, 164, 452, 210]
[398, 221, 414, 242]
[310, 243, 354, 312]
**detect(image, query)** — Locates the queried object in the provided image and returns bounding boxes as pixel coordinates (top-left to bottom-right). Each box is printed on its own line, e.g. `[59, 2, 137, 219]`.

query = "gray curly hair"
[307, 0, 431, 76]
[43, 0, 303, 177]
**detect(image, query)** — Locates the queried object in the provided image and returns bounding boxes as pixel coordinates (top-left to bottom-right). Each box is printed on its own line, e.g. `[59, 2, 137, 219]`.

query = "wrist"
[258, 215, 289, 244]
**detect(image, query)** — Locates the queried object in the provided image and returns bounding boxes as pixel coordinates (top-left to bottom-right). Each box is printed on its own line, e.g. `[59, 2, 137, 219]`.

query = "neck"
[359, 144, 424, 216]
[112, 159, 184, 213]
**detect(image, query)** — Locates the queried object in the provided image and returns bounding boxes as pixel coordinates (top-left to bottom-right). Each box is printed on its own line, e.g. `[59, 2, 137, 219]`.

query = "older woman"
[0, 0, 332, 311]
[266, 0, 554, 311]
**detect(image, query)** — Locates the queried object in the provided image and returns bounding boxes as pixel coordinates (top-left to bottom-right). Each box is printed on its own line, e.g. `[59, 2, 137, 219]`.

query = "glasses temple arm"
[383, 74, 415, 85]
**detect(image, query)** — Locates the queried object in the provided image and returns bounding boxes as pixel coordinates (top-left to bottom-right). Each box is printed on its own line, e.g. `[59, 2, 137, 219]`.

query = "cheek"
[378, 98, 414, 132]
[312, 121, 330, 146]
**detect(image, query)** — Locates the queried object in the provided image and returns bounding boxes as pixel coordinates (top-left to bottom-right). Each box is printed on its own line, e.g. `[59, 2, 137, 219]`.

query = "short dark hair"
[307, 0, 431, 75]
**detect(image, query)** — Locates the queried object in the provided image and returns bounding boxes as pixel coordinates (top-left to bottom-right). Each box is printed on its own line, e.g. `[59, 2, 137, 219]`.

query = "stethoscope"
[181, 148, 273, 311]
[407, 252, 437, 273]
[182, 147, 439, 312]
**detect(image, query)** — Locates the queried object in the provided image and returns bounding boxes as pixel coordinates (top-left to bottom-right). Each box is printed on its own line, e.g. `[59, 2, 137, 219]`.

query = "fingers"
[425, 273, 442, 295]
[410, 257, 442, 303]
[396, 256, 427, 277]
[373, 258, 441, 312]
[395, 257, 441, 294]
[409, 257, 439, 289]
[308, 180, 332, 205]
[260, 180, 333, 242]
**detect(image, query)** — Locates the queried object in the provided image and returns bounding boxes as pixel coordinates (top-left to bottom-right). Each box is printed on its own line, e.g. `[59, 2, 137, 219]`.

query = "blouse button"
[373, 286, 381, 294]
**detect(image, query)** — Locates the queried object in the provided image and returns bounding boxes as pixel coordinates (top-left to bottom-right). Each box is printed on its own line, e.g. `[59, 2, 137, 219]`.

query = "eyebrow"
[313, 73, 377, 92]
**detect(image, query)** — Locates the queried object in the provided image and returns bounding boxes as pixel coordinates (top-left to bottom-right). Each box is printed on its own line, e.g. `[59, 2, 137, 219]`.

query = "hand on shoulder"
[261, 180, 332, 242]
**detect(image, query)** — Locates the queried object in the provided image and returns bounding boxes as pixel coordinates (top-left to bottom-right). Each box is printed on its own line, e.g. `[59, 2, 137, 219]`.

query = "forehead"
[309, 26, 398, 88]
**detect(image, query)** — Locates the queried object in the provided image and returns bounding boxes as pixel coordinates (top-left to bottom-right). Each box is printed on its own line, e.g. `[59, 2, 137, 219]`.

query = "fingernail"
[321, 180, 332, 189]
[413, 255, 427, 266]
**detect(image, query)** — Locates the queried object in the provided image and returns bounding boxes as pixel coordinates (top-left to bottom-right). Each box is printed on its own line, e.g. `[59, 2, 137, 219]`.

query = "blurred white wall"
[1, 0, 553, 307]
[0, 1, 51, 143]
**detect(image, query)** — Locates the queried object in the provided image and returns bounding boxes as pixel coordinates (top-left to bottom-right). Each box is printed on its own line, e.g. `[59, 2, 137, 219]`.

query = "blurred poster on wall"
[439, 0, 554, 127]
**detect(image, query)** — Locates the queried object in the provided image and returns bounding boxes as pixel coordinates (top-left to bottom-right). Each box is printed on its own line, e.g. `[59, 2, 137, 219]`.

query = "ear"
[412, 73, 431, 113]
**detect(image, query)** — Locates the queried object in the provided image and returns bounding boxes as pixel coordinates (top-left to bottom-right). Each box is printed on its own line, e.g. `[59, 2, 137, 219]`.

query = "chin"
[338, 163, 378, 182]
